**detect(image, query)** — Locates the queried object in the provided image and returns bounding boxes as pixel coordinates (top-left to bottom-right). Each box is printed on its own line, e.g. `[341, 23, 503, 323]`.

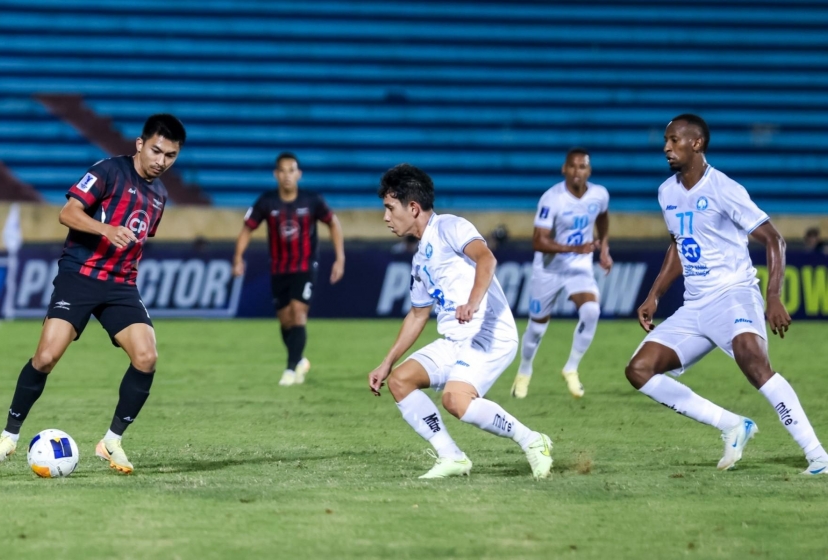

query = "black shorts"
[271, 271, 316, 311]
[46, 271, 153, 347]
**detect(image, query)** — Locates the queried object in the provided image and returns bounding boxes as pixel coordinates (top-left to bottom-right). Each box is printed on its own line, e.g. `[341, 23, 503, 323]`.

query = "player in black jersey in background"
[233, 152, 345, 386]
[0, 114, 186, 474]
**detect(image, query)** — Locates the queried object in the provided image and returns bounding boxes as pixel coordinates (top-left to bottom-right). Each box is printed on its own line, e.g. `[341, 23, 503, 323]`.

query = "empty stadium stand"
[0, 0, 826, 212]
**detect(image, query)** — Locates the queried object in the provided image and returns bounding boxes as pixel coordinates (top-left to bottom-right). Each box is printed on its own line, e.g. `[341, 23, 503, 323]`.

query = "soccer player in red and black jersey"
[233, 152, 345, 386]
[0, 114, 186, 474]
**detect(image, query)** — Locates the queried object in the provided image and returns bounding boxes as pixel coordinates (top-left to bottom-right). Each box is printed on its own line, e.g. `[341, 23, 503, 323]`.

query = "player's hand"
[766, 296, 791, 339]
[456, 302, 479, 324]
[232, 258, 245, 277]
[599, 248, 613, 274]
[104, 225, 137, 249]
[368, 364, 391, 396]
[637, 296, 658, 332]
[330, 259, 345, 284]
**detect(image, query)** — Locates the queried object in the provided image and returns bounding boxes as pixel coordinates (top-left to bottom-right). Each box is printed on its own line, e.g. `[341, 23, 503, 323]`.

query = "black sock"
[109, 364, 155, 436]
[5, 360, 49, 434]
[280, 327, 290, 346]
[286, 326, 307, 371]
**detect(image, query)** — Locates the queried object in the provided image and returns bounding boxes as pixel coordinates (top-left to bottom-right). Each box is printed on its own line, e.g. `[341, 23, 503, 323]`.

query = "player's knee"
[579, 301, 601, 324]
[31, 350, 59, 373]
[131, 348, 158, 373]
[387, 373, 414, 401]
[625, 356, 654, 390]
[441, 391, 471, 419]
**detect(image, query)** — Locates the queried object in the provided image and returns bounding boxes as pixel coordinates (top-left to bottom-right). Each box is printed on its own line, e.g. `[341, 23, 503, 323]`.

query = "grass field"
[1, 318, 827, 559]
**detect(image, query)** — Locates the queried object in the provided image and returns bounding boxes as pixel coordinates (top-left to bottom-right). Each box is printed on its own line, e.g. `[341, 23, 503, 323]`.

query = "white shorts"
[528, 268, 599, 319]
[406, 334, 518, 397]
[637, 286, 767, 376]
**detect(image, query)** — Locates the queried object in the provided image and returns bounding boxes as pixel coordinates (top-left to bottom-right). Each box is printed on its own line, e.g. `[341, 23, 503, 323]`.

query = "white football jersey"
[532, 181, 610, 273]
[658, 166, 769, 306]
[409, 214, 518, 342]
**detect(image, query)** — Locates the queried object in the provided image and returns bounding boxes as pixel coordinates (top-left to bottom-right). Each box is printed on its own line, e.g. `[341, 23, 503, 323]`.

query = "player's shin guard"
[519, 320, 549, 375]
[564, 301, 600, 372]
[5, 360, 49, 434]
[286, 326, 307, 371]
[109, 364, 155, 436]
[397, 390, 463, 459]
[760, 373, 828, 461]
[639, 374, 741, 430]
[460, 398, 536, 449]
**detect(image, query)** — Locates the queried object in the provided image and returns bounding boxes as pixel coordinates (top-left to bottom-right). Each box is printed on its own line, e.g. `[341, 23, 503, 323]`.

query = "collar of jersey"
[678, 165, 713, 195]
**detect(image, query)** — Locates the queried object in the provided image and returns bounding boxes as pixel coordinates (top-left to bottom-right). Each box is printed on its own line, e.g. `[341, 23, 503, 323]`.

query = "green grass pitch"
[1, 318, 827, 559]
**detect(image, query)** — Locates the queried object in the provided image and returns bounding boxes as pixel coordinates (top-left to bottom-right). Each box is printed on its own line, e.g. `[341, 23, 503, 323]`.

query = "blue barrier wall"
[3, 244, 827, 321]
[0, 1, 826, 212]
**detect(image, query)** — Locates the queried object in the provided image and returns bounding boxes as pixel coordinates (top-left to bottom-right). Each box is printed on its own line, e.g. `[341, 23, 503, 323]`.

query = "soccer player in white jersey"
[626, 114, 827, 475]
[512, 148, 612, 399]
[367, 164, 553, 479]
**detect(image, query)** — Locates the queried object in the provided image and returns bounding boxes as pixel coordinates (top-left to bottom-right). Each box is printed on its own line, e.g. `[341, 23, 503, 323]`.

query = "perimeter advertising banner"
[0, 244, 826, 320]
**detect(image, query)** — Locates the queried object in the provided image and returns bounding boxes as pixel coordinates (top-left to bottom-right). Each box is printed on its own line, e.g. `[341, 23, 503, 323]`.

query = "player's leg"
[731, 332, 828, 474]
[0, 319, 77, 460]
[446, 337, 552, 478]
[393, 340, 468, 478]
[285, 299, 310, 384]
[560, 291, 601, 398]
[512, 272, 559, 398]
[626, 308, 752, 469]
[277, 273, 313, 385]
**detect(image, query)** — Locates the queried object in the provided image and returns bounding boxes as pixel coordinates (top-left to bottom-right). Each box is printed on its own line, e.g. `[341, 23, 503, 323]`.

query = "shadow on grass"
[141, 454, 339, 474]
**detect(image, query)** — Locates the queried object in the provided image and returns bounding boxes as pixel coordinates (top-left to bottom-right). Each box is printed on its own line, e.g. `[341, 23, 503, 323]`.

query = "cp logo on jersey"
[681, 237, 702, 262]
[126, 210, 150, 242]
[280, 219, 300, 240]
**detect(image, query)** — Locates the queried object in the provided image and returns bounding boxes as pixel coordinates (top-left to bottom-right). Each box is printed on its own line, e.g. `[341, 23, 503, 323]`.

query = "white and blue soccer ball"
[27, 429, 80, 478]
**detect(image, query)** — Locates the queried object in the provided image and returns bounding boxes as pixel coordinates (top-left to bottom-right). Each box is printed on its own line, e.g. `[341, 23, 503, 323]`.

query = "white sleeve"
[719, 182, 769, 233]
[441, 216, 485, 255]
[533, 193, 555, 229]
[409, 265, 433, 308]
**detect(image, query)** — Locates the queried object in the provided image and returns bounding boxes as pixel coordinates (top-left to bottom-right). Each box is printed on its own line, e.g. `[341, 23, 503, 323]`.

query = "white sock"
[639, 374, 741, 430]
[396, 390, 464, 459]
[519, 320, 549, 375]
[563, 301, 600, 372]
[103, 429, 122, 441]
[1, 430, 20, 443]
[460, 398, 536, 450]
[759, 373, 827, 462]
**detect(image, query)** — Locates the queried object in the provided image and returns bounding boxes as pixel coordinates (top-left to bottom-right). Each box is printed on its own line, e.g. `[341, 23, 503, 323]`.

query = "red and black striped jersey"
[60, 155, 167, 285]
[244, 189, 333, 275]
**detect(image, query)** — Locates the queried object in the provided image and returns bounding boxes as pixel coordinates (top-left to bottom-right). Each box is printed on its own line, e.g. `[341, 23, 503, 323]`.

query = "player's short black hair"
[378, 164, 435, 211]
[141, 113, 186, 145]
[565, 147, 590, 161]
[671, 113, 710, 152]
[275, 152, 300, 168]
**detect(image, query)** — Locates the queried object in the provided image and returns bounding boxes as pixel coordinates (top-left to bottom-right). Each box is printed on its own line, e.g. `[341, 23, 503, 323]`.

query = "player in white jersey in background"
[511, 148, 612, 399]
[626, 114, 827, 475]
[368, 164, 553, 479]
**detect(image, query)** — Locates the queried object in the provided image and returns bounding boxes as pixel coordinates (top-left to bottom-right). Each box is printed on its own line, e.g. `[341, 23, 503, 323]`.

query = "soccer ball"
[27, 429, 80, 478]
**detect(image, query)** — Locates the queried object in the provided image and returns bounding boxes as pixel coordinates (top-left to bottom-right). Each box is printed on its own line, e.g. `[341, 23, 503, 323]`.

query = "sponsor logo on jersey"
[296, 208, 309, 216]
[425, 243, 433, 258]
[152, 198, 163, 209]
[76, 173, 97, 193]
[734, 318, 753, 324]
[539, 206, 550, 220]
[455, 360, 470, 367]
[588, 203, 599, 215]
[128, 188, 137, 195]
[666, 205, 678, 210]
[696, 196, 709, 211]
[680, 238, 701, 262]
[126, 210, 150, 242]
[280, 219, 300, 240]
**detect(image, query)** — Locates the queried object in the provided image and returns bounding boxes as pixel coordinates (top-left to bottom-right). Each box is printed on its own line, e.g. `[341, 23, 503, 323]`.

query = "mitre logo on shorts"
[126, 210, 150, 242]
[280, 219, 300, 240]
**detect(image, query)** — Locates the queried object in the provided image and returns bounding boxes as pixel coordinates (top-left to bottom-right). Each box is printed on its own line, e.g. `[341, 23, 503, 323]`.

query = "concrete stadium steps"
[0, 0, 825, 211]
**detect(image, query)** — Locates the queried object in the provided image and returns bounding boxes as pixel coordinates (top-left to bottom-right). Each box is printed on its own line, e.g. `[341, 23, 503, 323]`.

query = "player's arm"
[368, 305, 432, 396]
[454, 239, 496, 324]
[637, 239, 683, 332]
[532, 227, 595, 255]
[326, 214, 345, 284]
[58, 198, 137, 249]
[232, 225, 254, 277]
[595, 211, 613, 272]
[750, 220, 791, 338]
